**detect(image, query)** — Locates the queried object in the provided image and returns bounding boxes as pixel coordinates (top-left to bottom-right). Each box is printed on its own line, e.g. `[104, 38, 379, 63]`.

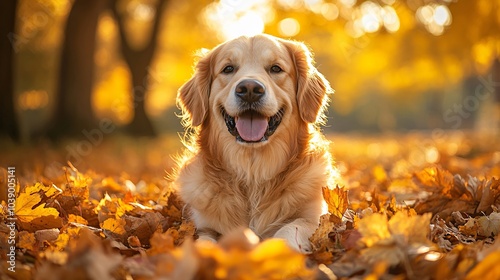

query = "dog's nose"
[235, 79, 265, 103]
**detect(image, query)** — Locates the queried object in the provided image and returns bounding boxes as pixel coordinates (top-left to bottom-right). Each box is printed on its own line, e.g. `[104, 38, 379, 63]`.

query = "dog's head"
[178, 34, 332, 146]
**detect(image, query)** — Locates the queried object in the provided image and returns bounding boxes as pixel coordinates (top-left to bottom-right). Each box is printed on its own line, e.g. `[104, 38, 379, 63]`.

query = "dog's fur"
[175, 34, 335, 252]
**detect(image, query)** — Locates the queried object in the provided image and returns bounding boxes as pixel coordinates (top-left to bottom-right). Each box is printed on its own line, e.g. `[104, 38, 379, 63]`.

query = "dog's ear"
[285, 41, 333, 124]
[177, 49, 215, 127]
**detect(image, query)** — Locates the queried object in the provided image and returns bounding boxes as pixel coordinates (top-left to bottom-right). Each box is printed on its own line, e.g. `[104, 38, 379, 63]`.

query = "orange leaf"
[101, 218, 126, 235]
[465, 251, 500, 280]
[322, 185, 349, 221]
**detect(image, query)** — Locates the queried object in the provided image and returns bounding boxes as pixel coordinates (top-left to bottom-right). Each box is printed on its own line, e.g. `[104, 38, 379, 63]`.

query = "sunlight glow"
[433, 5, 451, 26]
[321, 3, 339, 21]
[382, 6, 400, 33]
[416, 4, 452, 36]
[340, 0, 357, 8]
[344, 1, 400, 37]
[361, 13, 380, 33]
[278, 18, 300, 37]
[203, 0, 271, 40]
[127, 1, 155, 21]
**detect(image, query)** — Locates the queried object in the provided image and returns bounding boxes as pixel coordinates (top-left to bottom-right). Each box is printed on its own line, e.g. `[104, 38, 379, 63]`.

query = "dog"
[175, 34, 335, 253]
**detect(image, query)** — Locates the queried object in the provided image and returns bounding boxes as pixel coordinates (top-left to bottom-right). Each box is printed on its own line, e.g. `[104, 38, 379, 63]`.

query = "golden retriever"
[175, 34, 335, 252]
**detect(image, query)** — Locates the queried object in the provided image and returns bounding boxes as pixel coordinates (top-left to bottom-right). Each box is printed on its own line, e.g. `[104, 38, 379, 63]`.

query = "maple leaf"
[476, 212, 500, 237]
[414, 166, 454, 193]
[414, 168, 500, 219]
[15, 184, 62, 231]
[322, 185, 349, 223]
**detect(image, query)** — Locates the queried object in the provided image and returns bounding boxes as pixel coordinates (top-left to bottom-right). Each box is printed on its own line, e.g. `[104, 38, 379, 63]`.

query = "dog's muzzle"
[222, 108, 284, 143]
[221, 79, 284, 143]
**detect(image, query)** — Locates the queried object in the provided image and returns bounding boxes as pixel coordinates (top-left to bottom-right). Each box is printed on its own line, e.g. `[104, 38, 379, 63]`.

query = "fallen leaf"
[476, 212, 500, 237]
[101, 217, 126, 236]
[323, 185, 349, 222]
[465, 251, 500, 280]
[15, 185, 62, 231]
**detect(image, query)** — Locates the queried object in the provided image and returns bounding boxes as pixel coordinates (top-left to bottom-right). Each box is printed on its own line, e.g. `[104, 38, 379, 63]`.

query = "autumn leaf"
[18, 231, 36, 251]
[68, 214, 88, 225]
[414, 169, 500, 219]
[465, 251, 500, 280]
[148, 230, 175, 255]
[414, 166, 454, 193]
[372, 164, 388, 184]
[322, 185, 349, 223]
[101, 217, 126, 235]
[36, 228, 122, 280]
[249, 239, 314, 279]
[310, 214, 336, 252]
[474, 212, 500, 237]
[15, 184, 62, 231]
[358, 212, 434, 266]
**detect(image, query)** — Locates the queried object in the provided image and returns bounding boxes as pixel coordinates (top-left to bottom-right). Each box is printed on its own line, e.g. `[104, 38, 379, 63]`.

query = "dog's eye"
[222, 65, 234, 74]
[270, 65, 283, 73]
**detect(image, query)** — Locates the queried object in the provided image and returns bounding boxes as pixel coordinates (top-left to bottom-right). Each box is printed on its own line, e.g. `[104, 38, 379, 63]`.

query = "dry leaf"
[101, 217, 127, 236]
[323, 185, 349, 222]
[15, 185, 62, 231]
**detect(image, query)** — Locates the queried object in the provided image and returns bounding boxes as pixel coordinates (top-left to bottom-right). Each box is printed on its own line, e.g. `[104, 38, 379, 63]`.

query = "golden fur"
[175, 34, 335, 252]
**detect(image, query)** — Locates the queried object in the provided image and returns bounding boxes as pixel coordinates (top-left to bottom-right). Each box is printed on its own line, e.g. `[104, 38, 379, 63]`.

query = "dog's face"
[178, 34, 332, 146]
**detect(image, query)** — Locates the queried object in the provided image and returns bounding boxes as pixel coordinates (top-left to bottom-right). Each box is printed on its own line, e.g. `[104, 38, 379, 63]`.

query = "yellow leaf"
[18, 231, 36, 251]
[358, 213, 391, 247]
[52, 227, 81, 251]
[250, 239, 313, 279]
[372, 164, 388, 183]
[465, 251, 500, 280]
[15, 192, 59, 222]
[23, 183, 62, 198]
[15, 186, 62, 231]
[388, 212, 432, 244]
[68, 214, 88, 225]
[148, 231, 175, 255]
[322, 185, 349, 221]
[101, 218, 126, 235]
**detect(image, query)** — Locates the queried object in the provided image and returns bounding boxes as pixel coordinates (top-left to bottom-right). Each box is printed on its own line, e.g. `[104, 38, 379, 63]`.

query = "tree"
[0, 0, 20, 141]
[111, 0, 169, 137]
[47, 0, 108, 139]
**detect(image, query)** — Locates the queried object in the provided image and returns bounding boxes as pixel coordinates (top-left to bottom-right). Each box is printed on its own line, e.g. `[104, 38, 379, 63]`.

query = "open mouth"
[221, 107, 284, 143]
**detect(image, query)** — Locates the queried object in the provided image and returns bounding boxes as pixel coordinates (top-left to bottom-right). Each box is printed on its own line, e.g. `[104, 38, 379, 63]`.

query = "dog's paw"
[197, 235, 217, 243]
[273, 222, 313, 254]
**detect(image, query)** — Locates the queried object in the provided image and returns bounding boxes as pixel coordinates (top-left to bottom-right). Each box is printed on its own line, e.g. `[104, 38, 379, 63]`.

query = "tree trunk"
[47, 0, 107, 139]
[112, 0, 168, 137]
[0, 0, 20, 141]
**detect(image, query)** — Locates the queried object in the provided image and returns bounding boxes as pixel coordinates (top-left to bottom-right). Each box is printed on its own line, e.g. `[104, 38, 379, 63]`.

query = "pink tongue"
[235, 111, 268, 142]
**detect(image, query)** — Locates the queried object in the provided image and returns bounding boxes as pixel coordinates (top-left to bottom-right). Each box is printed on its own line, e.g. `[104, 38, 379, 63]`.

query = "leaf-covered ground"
[1, 131, 499, 279]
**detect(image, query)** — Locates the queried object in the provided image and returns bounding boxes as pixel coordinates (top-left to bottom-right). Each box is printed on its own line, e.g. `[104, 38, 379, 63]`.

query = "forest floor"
[1, 131, 499, 279]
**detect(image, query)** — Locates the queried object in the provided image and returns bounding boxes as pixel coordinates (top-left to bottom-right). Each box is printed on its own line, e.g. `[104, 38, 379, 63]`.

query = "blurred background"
[1, 0, 499, 142]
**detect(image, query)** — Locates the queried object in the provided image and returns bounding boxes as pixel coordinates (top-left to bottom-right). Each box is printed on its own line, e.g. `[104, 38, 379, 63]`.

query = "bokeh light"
[278, 18, 300, 37]
[416, 4, 452, 36]
[18, 90, 49, 111]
